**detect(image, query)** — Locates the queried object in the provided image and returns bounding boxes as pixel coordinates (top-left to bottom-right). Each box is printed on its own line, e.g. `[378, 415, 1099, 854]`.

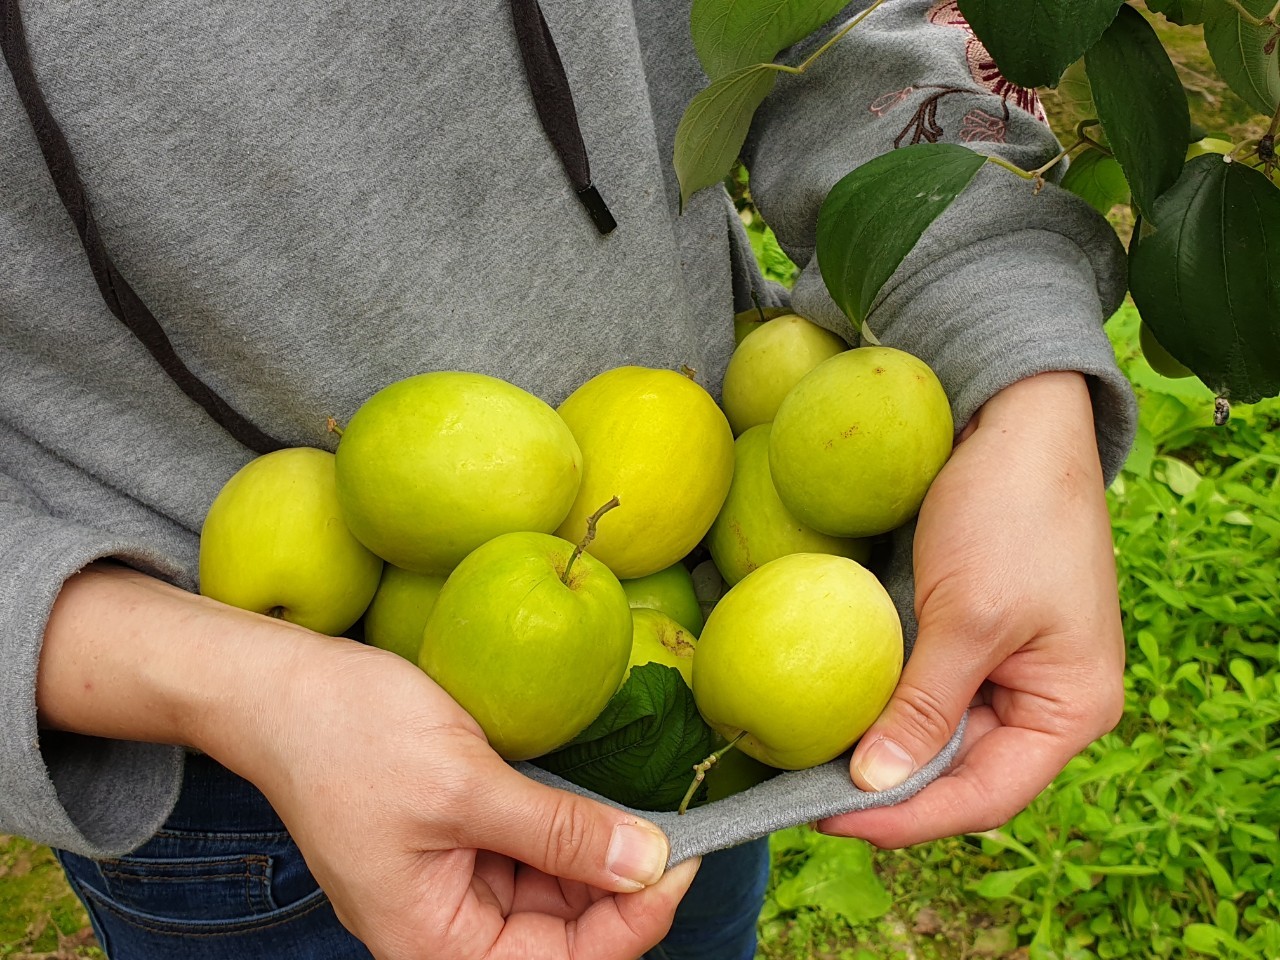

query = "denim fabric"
[642, 838, 770, 960]
[56, 753, 768, 959]
[55, 753, 371, 960]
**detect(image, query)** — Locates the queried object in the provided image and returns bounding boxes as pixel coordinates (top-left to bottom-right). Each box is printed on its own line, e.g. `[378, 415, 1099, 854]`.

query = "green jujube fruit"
[708, 424, 870, 585]
[335, 371, 582, 574]
[768, 347, 952, 538]
[419, 531, 632, 761]
[363, 565, 447, 662]
[620, 563, 704, 636]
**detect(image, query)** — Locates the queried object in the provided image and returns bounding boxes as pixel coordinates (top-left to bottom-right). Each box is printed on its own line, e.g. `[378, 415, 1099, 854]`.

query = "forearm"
[36, 563, 331, 765]
[966, 370, 1102, 475]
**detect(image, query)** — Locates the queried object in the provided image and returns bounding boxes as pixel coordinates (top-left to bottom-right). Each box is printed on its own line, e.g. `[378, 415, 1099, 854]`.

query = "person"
[0, 0, 1132, 957]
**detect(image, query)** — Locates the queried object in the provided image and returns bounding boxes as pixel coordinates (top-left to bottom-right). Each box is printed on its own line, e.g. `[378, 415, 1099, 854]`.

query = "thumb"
[850, 617, 988, 793]
[456, 759, 671, 894]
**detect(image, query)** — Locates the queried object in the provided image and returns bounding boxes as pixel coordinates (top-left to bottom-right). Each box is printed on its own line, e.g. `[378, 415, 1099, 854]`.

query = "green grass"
[0, 837, 99, 959]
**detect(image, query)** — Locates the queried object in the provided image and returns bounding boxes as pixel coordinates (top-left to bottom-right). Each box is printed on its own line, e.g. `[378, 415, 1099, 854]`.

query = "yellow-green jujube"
[419, 531, 632, 761]
[626, 607, 696, 688]
[769, 347, 952, 538]
[362, 565, 447, 662]
[334, 371, 582, 574]
[199, 447, 383, 636]
[555, 367, 734, 579]
[620, 562, 704, 636]
[708, 423, 870, 586]
[721, 314, 847, 435]
[692, 553, 903, 770]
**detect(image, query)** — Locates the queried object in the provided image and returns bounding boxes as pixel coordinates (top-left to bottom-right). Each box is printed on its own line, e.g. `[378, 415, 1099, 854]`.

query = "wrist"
[38, 564, 331, 766]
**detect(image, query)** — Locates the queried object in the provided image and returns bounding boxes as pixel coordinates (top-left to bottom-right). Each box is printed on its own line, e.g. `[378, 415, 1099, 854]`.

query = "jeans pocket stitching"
[75, 881, 333, 938]
[153, 829, 293, 841]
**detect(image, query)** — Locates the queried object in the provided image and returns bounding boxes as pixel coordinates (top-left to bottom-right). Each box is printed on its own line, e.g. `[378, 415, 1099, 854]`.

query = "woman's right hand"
[39, 564, 697, 960]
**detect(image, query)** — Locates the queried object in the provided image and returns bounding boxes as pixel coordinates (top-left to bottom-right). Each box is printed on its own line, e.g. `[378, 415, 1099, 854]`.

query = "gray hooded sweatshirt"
[0, 0, 1134, 865]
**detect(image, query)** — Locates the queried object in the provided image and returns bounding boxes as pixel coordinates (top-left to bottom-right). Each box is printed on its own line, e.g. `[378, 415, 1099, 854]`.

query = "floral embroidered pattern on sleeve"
[870, 0, 1047, 147]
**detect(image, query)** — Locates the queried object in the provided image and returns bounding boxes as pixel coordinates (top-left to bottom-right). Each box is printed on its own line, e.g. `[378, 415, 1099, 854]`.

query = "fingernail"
[607, 822, 669, 890]
[855, 737, 916, 791]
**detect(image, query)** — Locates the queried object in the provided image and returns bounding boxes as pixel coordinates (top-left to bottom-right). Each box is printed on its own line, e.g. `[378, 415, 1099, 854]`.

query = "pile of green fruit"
[198, 315, 953, 811]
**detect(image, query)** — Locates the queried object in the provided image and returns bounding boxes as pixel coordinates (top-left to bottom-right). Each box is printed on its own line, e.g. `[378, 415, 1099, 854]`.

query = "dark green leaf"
[956, 0, 1124, 88]
[771, 835, 892, 922]
[1205, 0, 1280, 115]
[1129, 156, 1280, 403]
[533, 664, 717, 812]
[816, 143, 985, 325]
[1085, 4, 1188, 219]
[690, 0, 850, 79]
[675, 64, 777, 209]
[1061, 148, 1130, 214]
[1146, 0, 1207, 25]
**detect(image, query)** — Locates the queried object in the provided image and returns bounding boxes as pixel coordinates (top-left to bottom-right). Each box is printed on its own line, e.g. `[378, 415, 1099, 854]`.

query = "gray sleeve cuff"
[1, 503, 188, 858]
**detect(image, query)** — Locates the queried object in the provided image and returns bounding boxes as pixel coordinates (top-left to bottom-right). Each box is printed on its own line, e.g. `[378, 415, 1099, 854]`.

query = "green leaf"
[1147, 0, 1207, 25]
[675, 64, 777, 209]
[1061, 148, 1130, 214]
[973, 865, 1044, 899]
[1188, 840, 1238, 897]
[533, 664, 717, 812]
[956, 0, 1124, 88]
[771, 835, 892, 922]
[1205, 0, 1280, 116]
[1184, 923, 1227, 955]
[1084, 4, 1189, 219]
[816, 143, 986, 325]
[1150, 695, 1171, 722]
[689, 0, 850, 79]
[1129, 156, 1280, 403]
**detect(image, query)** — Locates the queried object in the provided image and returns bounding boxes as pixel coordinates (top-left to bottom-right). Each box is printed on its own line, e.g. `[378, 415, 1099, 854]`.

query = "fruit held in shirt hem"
[620, 562, 704, 636]
[720, 314, 848, 436]
[708, 423, 870, 586]
[692, 552, 903, 770]
[419, 529, 632, 761]
[768, 346, 952, 538]
[334, 371, 583, 575]
[555, 366, 734, 579]
[199, 447, 383, 636]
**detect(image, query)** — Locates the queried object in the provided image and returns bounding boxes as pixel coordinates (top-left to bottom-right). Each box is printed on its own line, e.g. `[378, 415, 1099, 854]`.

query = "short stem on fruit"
[561, 497, 621, 585]
[677, 731, 746, 815]
[751, 290, 767, 325]
[266, 606, 287, 620]
[678, 364, 699, 381]
[326, 416, 344, 437]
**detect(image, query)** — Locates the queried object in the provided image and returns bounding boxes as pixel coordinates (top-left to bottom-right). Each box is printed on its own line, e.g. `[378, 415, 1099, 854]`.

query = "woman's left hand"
[820, 371, 1126, 847]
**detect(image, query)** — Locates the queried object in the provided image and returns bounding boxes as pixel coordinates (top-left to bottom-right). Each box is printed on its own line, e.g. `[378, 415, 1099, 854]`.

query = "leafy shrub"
[759, 304, 1280, 960]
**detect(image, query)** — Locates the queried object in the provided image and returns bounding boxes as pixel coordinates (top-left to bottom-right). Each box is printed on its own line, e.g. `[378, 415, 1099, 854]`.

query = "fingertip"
[606, 820, 671, 892]
[851, 735, 917, 792]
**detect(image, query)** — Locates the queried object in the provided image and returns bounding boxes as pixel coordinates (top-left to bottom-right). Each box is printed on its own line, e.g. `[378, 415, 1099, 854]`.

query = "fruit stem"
[677, 731, 746, 815]
[326, 416, 345, 437]
[561, 497, 621, 584]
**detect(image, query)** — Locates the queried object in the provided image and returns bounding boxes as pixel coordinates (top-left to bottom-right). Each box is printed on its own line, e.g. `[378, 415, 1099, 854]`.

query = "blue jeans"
[57, 753, 768, 959]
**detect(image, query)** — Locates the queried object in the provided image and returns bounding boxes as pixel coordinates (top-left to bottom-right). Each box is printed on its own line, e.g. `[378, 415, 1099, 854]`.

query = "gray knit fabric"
[1, 0, 1135, 859]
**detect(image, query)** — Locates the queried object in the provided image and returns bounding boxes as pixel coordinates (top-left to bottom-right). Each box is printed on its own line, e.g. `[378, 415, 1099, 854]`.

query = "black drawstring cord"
[0, 0, 283, 454]
[509, 0, 617, 235]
